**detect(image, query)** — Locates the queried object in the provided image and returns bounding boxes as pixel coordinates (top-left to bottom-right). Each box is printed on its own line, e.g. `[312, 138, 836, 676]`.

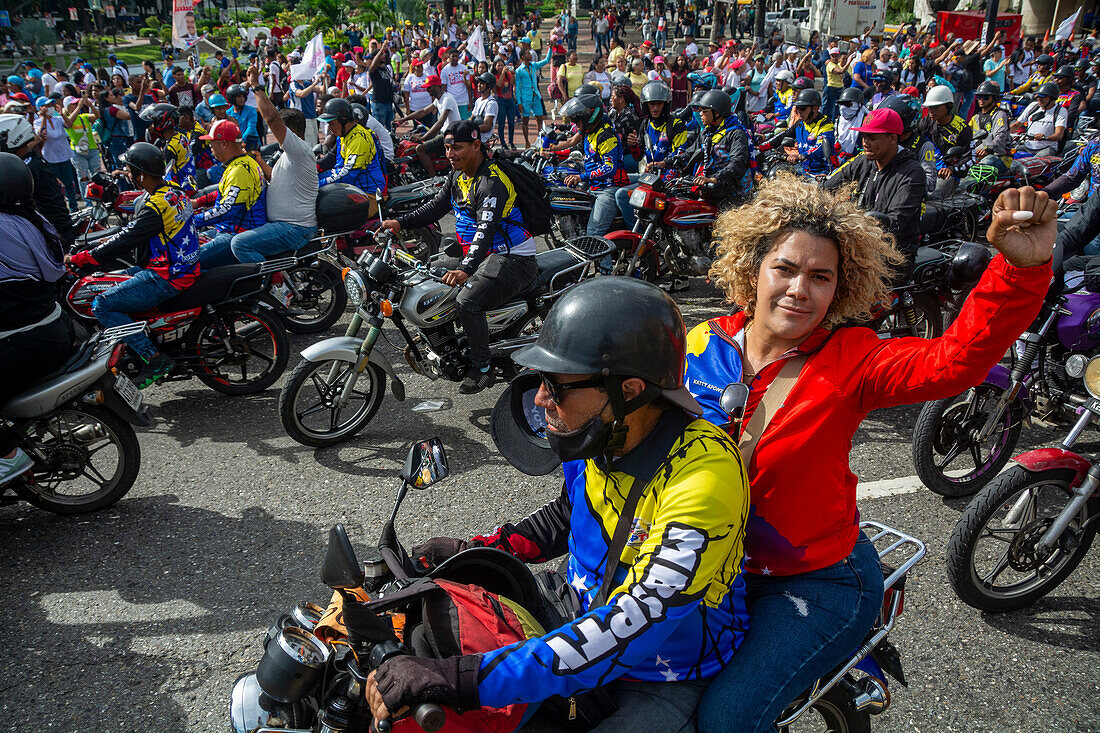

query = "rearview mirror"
[946, 146, 966, 160]
[321, 523, 365, 590]
[442, 236, 463, 258]
[720, 383, 749, 422]
[401, 437, 449, 489]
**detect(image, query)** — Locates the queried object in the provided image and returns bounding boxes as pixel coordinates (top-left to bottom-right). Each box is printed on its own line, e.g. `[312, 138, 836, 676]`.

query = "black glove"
[375, 654, 481, 714]
[410, 537, 468, 569]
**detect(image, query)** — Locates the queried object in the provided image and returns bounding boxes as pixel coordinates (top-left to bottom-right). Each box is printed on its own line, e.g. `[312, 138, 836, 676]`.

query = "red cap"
[424, 74, 443, 87]
[410, 58, 424, 66]
[335, 52, 345, 61]
[11, 92, 30, 103]
[903, 85, 920, 96]
[911, 44, 923, 51]
[641, 40, 652, 46]
[200, 119, 242, 142]
[852, 108, 903, 135]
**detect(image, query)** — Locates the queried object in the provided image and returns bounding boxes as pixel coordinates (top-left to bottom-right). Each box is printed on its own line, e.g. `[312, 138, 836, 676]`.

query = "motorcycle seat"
[30, 340, 97, 388]
[516, 249, 583, 299]
[917, 203, 951, 235]
[159, 263, 264, 311]
[914, 246, 947, 267]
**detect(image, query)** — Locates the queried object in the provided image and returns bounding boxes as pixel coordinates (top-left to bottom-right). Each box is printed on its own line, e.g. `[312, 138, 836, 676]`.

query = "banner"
[290, 31, 325, 81]
[105, 5, 115, 18]
[467, 25, 486, 63]
[69, 7, 79, 21]
[172, 0, 199, 50]
[0, 11, 10, 27]
[1055, 8, 1080, 41]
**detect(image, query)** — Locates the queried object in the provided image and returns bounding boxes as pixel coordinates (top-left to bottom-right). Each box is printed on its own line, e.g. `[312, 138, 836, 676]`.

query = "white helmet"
[0, 113, 35, 154]
[923, 85, 955, 109]
[776, 70, 795, 83]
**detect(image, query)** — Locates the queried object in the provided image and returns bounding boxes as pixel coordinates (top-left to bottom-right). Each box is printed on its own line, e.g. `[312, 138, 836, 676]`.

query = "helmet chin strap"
[601, 376, 663, 459]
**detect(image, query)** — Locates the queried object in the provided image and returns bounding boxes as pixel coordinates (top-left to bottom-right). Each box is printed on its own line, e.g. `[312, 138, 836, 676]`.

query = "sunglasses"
[539, 372, 603, 405]
[976, 94, 993, 100]
[795, 105, 811, 111]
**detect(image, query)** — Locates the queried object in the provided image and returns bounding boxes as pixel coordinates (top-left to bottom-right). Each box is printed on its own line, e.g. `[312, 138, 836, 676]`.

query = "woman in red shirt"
[684, 177, 1056, 731]
[493, 58, 516, 149]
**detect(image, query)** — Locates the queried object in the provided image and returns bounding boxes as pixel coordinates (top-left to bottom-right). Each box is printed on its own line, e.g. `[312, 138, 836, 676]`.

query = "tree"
[351, 0, 397, 36]
[298, 0, 346, 36]
[261, 1, 283, 20]
[15, 19, 57, 56]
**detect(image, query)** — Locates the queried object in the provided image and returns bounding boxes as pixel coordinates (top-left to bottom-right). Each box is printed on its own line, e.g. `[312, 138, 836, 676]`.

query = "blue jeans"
[822, 85, 840, 121]
[371, 101, 394, 131]
[199, 222, 317, 268]
[518, 678, 705, 732]
[958, 89, 976, 121]
[615, 183, 640, 231]
[655, 29, 666, 50]
[587, 187, 621, 236]
[92, 268, 180, 360]
[695, 532, 885, 733]
[496, 96, 517, 145]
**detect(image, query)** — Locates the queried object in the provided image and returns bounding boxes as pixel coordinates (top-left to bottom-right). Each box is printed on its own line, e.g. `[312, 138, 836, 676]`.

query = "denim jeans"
[46, 160, 80, 210]
[655, 29, 666, 50]
[496, 96, 517, 146]
[587, 187, 622, 236]
[199, 222, 317, 268]
[958, 89, 976, 121]
[70, 148, 103, 190]
[371, 101, 394, 131]
[518, 678, 705, 732]
[695, 532, 885, 733]
[822, 85, 840, 121]
[615, 183, 640, 231]
[92, 268, 181, 360]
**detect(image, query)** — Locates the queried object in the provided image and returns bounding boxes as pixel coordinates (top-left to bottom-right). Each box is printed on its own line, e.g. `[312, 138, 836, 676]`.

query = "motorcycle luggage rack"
[860, 521, 926, 591]
[563, 235, 616, 260]
[258, 257, 299, 274]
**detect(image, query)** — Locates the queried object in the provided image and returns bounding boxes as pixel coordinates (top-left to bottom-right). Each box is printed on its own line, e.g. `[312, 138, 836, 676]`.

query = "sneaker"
[0, 448, 34, 487]
[135, 352, 176, 389]
[459, 368, 494, 394]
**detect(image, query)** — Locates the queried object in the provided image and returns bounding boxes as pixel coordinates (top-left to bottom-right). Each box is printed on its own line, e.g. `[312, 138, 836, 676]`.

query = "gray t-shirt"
[266, 130, 318, 228]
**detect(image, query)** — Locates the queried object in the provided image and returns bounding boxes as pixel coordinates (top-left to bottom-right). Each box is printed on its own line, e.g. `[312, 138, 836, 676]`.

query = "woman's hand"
[986, 186, 1056, 269]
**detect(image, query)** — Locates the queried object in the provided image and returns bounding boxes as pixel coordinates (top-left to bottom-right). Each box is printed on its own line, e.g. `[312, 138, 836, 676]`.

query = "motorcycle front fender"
[604, 230, 645, 254]
[1012, 448, 1093, 487]
[984, 364, 1031, 405]
[300, 336, 406, 401]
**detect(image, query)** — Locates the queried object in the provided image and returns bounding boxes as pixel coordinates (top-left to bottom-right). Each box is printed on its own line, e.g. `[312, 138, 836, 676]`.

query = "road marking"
[856, 475, 925, 500]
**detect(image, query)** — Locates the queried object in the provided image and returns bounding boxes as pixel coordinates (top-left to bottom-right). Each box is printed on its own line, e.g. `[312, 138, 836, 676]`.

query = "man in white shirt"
[440, 47, 471, 118]
[396, 75, 460, 174]
[1012, 82, 1067, 157]
[684, 33, 699, 58]
[470, 72, 498, 145]
[403, 58, 434, 121]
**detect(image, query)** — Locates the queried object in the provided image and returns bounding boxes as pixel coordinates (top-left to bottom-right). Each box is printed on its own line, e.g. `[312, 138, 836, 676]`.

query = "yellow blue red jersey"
[164, 130, 196, 193]
[318, 123, 387, 196]
[580, 122, 628, 190]
[197, 154, 267, 233]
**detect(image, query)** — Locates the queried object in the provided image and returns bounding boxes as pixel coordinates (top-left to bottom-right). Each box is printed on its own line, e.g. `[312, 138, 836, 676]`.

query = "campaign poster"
[172, 0, 199, 50]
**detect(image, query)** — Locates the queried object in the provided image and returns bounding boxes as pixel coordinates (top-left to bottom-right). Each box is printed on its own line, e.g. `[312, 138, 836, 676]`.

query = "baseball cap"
[852, 108, 903, 135]
[208, 94, 228, 108]
[288, 51, 301, 60]
[62, 95, 78, 107]
[201, 83, 215, 94]
[200, 119, 242, 142]
[444, 119, 481, 144]
[35, 97, 53, 109]
[829, 47, 840, 55]
[343, 60, 356, 68]
[654, 55, 665, 64]
[786, 45, 799, 54]
[424, 74, 443, 87]
[411, 58, 424, 67]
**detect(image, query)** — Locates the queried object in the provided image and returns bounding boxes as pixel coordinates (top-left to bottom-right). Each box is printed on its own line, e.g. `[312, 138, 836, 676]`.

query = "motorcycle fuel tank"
[1057, 290, 1100, 352]
[399, 277, 461, 329]
[664, 198, 718, 229]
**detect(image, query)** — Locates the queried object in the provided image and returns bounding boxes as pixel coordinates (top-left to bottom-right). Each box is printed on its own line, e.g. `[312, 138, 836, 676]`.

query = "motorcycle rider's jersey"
[903, 132, 938, 192]
[190, 121, 215, 170]
[86, 182, 200, 290]
[771, 86, 793, 123]
[1010, 71, 1053, 95]
[318, 123, 388, 196]
[580, 121, 629, 190]
[792, 115, 835, 174]
[472, 411, 750, 708]
[697, 113, 754, 199]
[920, 114, 972, 170]
[969, 109, 1012, 168]
[393, 158, 536, 276]
[197, 153, 267, 234]
[642, 115, 689, 175]
[1063, 138, 1100, 200]
[164, 130, 196, 193]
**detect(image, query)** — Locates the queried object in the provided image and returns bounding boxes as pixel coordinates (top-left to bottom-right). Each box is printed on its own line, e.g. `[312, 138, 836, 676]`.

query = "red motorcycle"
[392, 137, 450, 185]
[63, 262, 289, 395]
[603, 172, 719, 289]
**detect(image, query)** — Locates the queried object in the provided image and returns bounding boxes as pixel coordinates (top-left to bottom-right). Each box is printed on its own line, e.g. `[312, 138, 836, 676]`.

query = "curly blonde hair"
[710, 175, 904, 329]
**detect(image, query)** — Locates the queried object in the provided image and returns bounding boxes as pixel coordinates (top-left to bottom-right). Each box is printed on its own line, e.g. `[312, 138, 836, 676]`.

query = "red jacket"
[684, 254, 1051, 576]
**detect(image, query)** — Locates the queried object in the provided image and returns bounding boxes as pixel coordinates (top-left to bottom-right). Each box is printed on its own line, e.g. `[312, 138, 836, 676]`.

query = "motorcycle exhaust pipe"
[851, 676, 890, 715]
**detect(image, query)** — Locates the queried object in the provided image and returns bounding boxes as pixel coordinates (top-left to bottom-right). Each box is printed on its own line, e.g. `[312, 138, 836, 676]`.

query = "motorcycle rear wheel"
[190, 305, 289, 395]
[13, 404, 141, 514]
[280, 262, 348, 334]
[871, 292, 942, 339]
[279, 358, 386, 447]
[946, 467, 1096, 612]
[911, 384, 1024, 497]
[777, 683, 871, 733]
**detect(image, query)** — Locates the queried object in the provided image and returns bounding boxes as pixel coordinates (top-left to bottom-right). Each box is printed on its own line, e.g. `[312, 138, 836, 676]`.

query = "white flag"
[1055, 8, 1081, 41]
[291, 31, 325, 81]
[468, 25, 487, 63]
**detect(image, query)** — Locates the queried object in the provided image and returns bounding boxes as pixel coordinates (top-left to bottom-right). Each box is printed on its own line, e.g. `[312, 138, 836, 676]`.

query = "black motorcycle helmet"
[640, 81, 671, 119]
[1036, 81, 1060, 99]
[692, 89, 732, 117]
[224, 83, 247, 105]
[1033, 54, 1054, 68]
[1054, 64, 1075, 80]
[139, 103, 179, 137]
[975, 80, 1002, 98]
[119, 141, 166, 179]
[838, 86, 864, 105]
[319, 97, 355, 124]
[1076, 59, 1091, 72]
[876, 94, 920, 134]
[795, 88, 822, 108]
[349, 102, 369, 122]
[792, 76, 814, 91]
[561, 93, 604, 132]
[476, 71, 496, 89]
[0, 152, 32, 206]
[512, 277, 700, 416]
[689, 89, 707, 107]
[574, 83, 601, 98]
[947, 241, 993, 291]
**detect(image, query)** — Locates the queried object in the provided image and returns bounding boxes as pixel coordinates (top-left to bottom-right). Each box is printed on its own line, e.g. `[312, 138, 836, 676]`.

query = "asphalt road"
[1, 276, 1097, 733]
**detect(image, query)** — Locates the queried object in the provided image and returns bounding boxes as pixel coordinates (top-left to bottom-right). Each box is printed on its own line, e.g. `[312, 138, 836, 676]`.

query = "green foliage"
[886, 0, 912, 24]
[196, 6, 222, 35]
[159, 25, 173, 43]
[395, 0, 427, 25]
[351, 0, 397, 34]
[144, 16, 161, 30]
[298, 0, 346, 36]
[261, 1, 284, 20]
[15, 19, 58, 52]
[80, 34, 106, 57]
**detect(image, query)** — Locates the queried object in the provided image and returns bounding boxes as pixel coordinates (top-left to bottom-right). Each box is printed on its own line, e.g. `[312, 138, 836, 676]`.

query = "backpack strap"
[737, 354, 807, 468]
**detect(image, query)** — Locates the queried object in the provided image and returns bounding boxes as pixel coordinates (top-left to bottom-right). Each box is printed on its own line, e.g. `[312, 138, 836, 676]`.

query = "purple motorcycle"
[911, 284, 1100, 496]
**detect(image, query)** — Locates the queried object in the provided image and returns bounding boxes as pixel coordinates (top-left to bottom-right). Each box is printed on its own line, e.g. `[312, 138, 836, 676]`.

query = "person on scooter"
[685, 175, 1055, 733]
[66, 142, 199, 388]
[365, 277, 751, 731]
[825, 108, 926, 276]
[918, 83, 972, 197]
[395, 75, 461, 180]
[1011, 82, 1066, 158]
[970, 81, 1012, 176]
[834, 87, 867, 165]
[555, 93, 627, 237]
[785, 88, 835, 176]
[876, 93, 937, 192]
[317, 97, 388, 204]
[1009, 53, 1054, 95]
[140, 102, 197, 194]
[379, 121, 537, 394]
[0, 152, 76, 485]
[194, 119, 268, 268]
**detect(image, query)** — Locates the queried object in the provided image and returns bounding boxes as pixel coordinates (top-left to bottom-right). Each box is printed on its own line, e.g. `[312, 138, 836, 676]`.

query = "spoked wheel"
[279, 262, 347, 334]
[399, 226, 440, 263]
[278, 358, 386, 447]
[946, 467, 1096, 612]
[776, 683, 871, 733]
[190, 305, 289, 395]
[872, 292, 942, 339]
[13, 405, 141, 514]
[912, 384, 1024, 497]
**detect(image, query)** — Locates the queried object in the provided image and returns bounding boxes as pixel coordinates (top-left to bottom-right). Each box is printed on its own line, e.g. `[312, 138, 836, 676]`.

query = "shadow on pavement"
[983, 595, 1099, 652]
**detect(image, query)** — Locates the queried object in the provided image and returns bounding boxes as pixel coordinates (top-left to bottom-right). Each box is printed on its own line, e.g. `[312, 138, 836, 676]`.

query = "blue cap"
[208, 94, 228, 107]
[82, 62, 93, 70]
[6, 75, 22, 86]
[28, 68, 43, 79]
[108, 54, 117, 60]
[35, 97, 53, 109]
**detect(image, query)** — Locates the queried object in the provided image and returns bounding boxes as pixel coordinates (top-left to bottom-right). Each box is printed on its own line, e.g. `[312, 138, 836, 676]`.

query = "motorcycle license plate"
[1087, 397, 1100, 414]
[114, 374, 143, 411]
[629, 188, 648, 208]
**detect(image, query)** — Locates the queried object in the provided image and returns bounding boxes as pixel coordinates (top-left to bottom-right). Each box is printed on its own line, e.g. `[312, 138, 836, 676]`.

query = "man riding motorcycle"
[65, 142, 199, 387]
[364, 277, 750, 732]
[317, 97, 388, 208]
[785, 88, 835, 176]
[970, 81, 1012, 175]
[868, 70, 896, 108]
[224, 83, 260, 152]
[380, 121, 537, 394]
[1011, 81, 1066, 158]
[1009, 53, 1055, 95]
[765, 70, 795, 126]
[140, 102, 197, 194]
[557, 93, 628, 237]
[692, 89, 753, 207]
[918, 84, 972, 197]
[834, 86, 867, 165]
[194, 119, 268, 268]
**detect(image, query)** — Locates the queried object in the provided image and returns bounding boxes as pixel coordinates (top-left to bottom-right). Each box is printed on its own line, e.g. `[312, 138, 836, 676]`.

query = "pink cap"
[852, 108, 903, 135]
[654, 55, 665, 64]
[731, 58, 746, 70]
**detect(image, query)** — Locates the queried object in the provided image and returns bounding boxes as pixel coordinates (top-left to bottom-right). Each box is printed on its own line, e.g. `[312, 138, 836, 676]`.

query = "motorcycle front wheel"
[401, 226, 440, 263]
[776, 682, 870, 733]
[278, 358, 386, 447]
[280, 262, 348, 334]
[190, 305, 289, 395]
[13, 404, 141, 514]
[911, 384, 1024, 497]
[946, 466, 1096, 612]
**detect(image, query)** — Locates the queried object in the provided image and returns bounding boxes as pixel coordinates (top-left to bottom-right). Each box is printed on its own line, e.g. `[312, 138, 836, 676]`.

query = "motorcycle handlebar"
[373, 704, 445, 733]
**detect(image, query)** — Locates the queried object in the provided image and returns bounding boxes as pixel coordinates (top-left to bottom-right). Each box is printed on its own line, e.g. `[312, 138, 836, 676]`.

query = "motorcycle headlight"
[1083, 356, 1100, 399]
[342, 268, 366, 307]
[229, 673, 295, 733]
[1065, 353, 1088, 379]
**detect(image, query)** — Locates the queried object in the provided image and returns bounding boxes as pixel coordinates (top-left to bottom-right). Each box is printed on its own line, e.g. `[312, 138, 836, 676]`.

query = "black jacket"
[825, 146, 927, 264]
[27, 154, 74, 245]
